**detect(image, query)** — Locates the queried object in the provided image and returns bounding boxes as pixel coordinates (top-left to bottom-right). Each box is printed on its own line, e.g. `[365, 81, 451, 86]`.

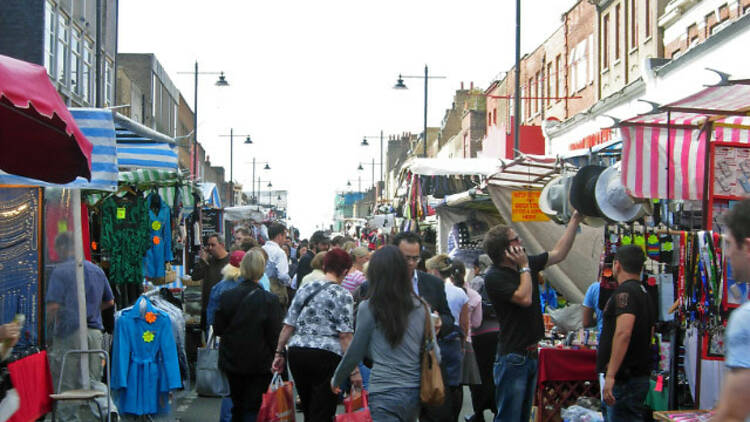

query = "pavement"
[171, 387, 495, 422]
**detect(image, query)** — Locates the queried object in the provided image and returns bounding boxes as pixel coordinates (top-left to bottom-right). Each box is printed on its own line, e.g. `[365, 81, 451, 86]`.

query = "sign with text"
[511, 190, 549, 222]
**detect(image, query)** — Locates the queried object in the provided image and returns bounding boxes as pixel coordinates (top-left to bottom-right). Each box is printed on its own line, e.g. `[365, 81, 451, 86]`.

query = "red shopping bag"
[336, 389, 372, 422]
[257, 373, 296, 422]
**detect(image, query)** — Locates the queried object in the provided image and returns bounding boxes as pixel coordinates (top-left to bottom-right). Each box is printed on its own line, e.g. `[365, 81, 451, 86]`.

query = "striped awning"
[114, 113, 178, 170]
[618, 82, 750, 201]
[0, 108, 118, 191]
[119, 168, 196, 211]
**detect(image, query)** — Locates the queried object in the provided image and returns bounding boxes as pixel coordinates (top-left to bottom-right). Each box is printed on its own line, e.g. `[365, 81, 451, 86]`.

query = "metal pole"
[358, 175, 361, 194]
[95, 0, 102, 107]
[73, 190, 90, 388]
[513, 0, 521, 157]
[380, 130, 383, 203]
[423, 65, 428, 158]
[229, 128, 233, 206]
[193, 61, 199, 180]
[252, 157, 256, 203]
[371, 157, 375, 196]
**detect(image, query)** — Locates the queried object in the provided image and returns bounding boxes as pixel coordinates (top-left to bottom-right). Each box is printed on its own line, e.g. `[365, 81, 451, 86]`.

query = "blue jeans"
[603, 376, 649, 422]
[220, 397, 233, 422]
[493, 352, 538, 422]
[369, 387, 420, 422]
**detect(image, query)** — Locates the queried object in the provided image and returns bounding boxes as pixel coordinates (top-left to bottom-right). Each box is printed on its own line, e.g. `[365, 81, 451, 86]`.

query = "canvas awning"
[618, 81, 750, 201]
[0, 108, 118, 191]
[199, 182, 222, 208]
[114, 112, 178, 170]
[401, 157, 503, 177]
[0, 54, 92, 183]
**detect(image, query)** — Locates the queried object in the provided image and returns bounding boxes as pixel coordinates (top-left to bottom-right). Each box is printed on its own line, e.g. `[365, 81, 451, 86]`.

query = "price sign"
[511, 191, 549, 222]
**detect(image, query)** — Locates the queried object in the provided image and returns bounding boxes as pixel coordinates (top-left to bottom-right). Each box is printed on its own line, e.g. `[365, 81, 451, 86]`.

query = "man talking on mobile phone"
[482, 210, 584, 422]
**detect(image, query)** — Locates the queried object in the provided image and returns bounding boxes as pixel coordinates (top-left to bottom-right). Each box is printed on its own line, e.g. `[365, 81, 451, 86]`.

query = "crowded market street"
[2, 1, 750, 422]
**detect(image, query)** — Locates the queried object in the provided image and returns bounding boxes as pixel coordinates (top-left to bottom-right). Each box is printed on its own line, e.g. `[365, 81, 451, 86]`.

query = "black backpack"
[475, 275, 497, 321]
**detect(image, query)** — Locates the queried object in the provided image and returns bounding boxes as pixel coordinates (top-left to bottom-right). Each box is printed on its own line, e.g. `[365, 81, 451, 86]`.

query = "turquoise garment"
[143, 193, 173, 279]
[259, 274, 271, 292]
[112, 296, 182, 415]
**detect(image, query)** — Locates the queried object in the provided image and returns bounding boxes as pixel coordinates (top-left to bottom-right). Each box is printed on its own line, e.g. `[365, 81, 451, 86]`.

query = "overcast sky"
[118, 0, 578, 238]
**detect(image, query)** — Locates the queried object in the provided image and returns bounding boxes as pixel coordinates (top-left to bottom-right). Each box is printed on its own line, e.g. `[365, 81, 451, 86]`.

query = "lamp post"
[361, 130, 384, 201]
[218, 129, 252, 206]
[256, 180, 272, 206]
[357, 159, 381, 199]
[513, 0, 521, 157]
[178, 62, 229, 181]
[246, 159, 271, 204]
[394, 65, 446, 158]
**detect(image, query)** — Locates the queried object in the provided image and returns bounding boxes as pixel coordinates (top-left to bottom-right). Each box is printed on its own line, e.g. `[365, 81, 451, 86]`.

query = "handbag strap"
[419, 298, 434, 346]
[299, 282, 334, 313]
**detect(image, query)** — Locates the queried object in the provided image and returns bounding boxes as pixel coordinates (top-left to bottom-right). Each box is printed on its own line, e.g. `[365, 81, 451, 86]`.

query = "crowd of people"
[196, 199, 750, 422]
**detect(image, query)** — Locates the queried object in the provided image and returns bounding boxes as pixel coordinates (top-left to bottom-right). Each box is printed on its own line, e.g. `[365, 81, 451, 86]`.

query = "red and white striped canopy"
[619, 83, 750, 200]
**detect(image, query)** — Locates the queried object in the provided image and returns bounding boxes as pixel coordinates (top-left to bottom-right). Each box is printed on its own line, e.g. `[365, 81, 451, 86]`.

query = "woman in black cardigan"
[214, 248, 284, 422]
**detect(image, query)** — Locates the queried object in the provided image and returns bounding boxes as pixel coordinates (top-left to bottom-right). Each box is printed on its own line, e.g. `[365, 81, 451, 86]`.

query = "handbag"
[257, 373, 296, 422]
[165, 263, 177, 284]
[195, 329, 230, 397]
[460, 341, 482, 385]
[335, 389, 372, 422]
[419, 300, 445, 406]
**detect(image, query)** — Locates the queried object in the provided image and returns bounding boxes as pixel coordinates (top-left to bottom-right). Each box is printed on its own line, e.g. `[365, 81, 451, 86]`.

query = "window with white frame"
[173, 103, 178, 137]
[587, 34, 594, 84]
[83, 38, 93, 104]
[71, 25, 82, 95]
[44, 1, 55, 77]
[105, 57, 114, 106]
[56, 13, 69, 85]
[151, 74, 157, 119]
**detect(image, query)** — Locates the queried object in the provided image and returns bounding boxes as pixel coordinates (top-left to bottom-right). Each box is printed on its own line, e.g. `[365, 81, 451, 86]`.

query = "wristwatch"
[519, 267, 531, 274]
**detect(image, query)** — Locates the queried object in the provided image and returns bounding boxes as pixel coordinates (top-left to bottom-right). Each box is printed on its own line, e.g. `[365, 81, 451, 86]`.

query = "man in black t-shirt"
[483, 211, 583, 422]
[596, 245, 655, 422]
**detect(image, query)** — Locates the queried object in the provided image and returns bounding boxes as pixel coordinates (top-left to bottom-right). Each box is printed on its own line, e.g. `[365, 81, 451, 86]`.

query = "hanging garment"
[112, 296, 182, 416]
[143, 192, 173, 279]
[101, 194, 151, 284]
[6, 351, 53, 422]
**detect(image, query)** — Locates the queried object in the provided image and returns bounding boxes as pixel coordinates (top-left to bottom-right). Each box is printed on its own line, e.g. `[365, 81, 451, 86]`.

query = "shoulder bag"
[419, 299, 445, 406]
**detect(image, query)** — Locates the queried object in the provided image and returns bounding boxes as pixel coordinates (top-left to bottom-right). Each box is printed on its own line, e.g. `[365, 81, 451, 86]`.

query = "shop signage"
[713, 144, 750, 198]
[201, 208, 222, 241]
[511, 191, 549, 222]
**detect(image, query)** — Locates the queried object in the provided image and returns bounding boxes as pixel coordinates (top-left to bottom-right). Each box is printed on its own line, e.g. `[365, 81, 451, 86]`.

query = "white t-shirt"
[444, 280, 469, 329]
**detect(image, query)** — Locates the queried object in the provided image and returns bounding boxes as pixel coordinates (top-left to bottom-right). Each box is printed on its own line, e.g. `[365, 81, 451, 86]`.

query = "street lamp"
[218, 129, 252, 206]
[393, 65, 446, 157]
[357, 159, 381, 197]
[178, 62, 229, 181]
[247, 158, 271, 204]
[360, 131, 384, 202]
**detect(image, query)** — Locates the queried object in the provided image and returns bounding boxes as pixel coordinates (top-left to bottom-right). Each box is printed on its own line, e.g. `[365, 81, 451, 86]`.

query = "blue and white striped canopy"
[114, 113, 178, 171]
[0, 108, 119, 191]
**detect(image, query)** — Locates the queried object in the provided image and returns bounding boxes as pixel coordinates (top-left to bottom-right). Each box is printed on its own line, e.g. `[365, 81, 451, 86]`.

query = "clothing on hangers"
[143, 192, 173, 279]
[101, 194, 151, 285]
[111, 296, 182, 416]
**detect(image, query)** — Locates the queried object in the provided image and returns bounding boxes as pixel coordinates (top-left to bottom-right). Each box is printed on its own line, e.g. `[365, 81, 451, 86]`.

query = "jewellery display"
[0, 187, 42, 348]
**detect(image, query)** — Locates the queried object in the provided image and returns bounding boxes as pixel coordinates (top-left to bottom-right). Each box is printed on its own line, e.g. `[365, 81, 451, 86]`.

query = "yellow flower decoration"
[145, 311, 157, 324]
[142, 330, 155, 343]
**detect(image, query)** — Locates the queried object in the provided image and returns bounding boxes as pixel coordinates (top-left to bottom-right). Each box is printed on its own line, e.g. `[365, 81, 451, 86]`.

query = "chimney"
[470, 81, 474, 90]
[461, 81, 464, 90]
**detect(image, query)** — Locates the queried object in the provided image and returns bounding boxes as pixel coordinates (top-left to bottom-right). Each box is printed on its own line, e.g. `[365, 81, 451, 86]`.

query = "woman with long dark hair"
[331, 246, 440, 422]
[272, 249, 356, 422]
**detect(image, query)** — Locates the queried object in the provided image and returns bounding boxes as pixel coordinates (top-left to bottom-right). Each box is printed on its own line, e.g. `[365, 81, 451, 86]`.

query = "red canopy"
[0, 54, 92, 183]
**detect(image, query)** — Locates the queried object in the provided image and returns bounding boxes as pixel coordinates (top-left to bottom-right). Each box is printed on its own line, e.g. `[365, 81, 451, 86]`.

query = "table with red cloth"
[535, 348, 599, 422]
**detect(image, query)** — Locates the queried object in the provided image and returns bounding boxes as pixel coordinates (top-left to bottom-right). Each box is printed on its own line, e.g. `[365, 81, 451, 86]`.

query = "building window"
[527, 78, 533, 116]
[83, 38, 93, 104]
[631, 0, 637, 49]
[615, 4, 621, 60]
[588, 34, 594, 83]
[71, 26, 82, 96]
[688, 23, 699, 48]
[533, 74, 539, 114]
[645, 0, 651, 38]
[104, 57, 114, 106]
[493, 108, 497, 125]
[151, 74, 157, 119]
[555, 55, 561, 99]
[44, 1, 55, 77]
[603, 13, 610, 69]
[56, 13, 69, 85]
[546, 62, 552, 107]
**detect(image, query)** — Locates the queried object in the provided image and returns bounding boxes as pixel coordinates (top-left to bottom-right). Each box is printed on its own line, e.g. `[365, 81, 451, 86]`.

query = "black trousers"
[469, 331, 499, 415]
[288, 347, 341, 422]
[226, 371, 272, 422]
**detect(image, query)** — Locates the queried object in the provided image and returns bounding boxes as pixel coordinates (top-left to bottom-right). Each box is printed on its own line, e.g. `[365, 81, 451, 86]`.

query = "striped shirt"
[341, 270, 366, 293]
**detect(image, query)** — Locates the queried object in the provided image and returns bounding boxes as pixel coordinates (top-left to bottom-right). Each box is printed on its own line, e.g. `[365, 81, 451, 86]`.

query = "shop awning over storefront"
[0, 108, 119, 191]
[114, 113, 178, 170]
[199, 182, 222, 208]
[0, 54, 92, 183]
[619, 81, 750, 201]
[118, 168, 196, 211]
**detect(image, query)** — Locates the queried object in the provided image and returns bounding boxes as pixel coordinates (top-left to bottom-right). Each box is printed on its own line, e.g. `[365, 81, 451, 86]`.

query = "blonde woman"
[214, 249, 284, 422]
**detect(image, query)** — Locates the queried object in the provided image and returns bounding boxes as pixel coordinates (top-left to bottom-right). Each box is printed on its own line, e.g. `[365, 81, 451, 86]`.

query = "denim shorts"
[368, 387, 420, 422]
